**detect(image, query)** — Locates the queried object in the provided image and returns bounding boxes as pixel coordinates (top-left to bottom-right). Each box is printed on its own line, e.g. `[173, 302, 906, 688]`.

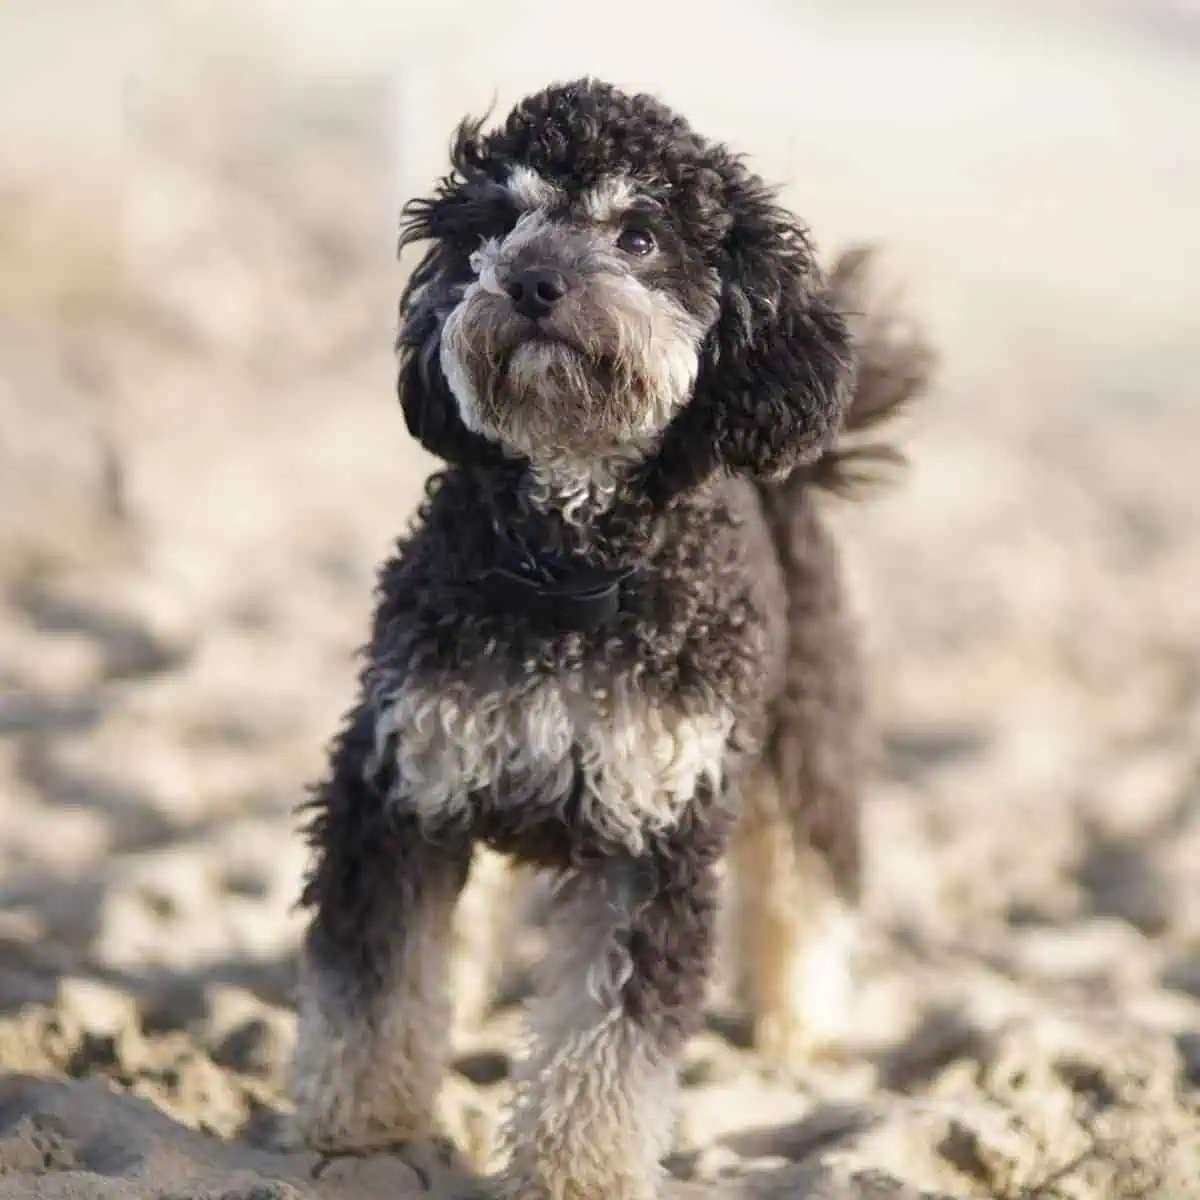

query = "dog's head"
[398, 79, 854, 498]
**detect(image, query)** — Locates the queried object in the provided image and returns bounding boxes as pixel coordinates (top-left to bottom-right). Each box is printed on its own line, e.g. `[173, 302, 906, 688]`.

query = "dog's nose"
[506, 268, 568, 320]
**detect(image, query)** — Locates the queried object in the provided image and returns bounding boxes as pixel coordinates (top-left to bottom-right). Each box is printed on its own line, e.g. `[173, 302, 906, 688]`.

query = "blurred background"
[1, 0, 1199, 1191]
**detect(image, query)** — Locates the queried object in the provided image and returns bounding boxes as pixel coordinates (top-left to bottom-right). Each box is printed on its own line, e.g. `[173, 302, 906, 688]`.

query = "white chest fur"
[368, 672, 732, 855]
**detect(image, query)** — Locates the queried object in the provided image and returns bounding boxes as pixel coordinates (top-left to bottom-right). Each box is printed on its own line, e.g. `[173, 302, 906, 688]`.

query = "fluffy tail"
[801, 244, 935, 495]
[746, 245, 935, 903]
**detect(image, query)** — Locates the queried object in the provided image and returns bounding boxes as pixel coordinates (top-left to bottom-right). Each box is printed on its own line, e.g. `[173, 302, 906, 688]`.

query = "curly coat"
[289, 79, 931, 1199]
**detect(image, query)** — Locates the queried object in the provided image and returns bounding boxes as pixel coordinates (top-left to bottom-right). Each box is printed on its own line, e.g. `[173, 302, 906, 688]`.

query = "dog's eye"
[616, 227, 656, 257]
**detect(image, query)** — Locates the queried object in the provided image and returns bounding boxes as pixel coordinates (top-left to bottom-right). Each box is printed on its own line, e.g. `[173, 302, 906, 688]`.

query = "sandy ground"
[2, 1, 1200, 1196]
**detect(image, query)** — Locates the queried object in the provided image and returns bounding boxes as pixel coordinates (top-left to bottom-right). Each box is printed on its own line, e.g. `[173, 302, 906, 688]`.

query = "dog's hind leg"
[450, 845, 521, 1038]
[731, 490, 864, 1066]
[288, 706, 472, 1154]
[730, 757, 859, 1065]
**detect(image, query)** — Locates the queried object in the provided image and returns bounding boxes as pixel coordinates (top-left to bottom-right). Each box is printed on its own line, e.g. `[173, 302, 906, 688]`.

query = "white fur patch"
[468, 238, 507, 295]
[526, 444, 650, 528]
[439, 298, 480, 432]
[438, 296, 485, 431]
[507, 164, 562, 211]
[369, 673, 732, 856]
[581, 175, 641, 223]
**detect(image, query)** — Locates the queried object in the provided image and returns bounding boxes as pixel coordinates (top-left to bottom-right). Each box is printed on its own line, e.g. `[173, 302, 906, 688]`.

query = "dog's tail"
[799, 244, 934, 496]
[746, 247, 934, 903]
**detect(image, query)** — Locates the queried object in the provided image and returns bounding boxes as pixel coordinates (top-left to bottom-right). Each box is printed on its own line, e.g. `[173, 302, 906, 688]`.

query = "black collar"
[478, 521, 639, 634]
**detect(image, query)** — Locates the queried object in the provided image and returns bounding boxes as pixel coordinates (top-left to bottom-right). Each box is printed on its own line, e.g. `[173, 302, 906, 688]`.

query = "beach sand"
[2, 2, 1199, 1195]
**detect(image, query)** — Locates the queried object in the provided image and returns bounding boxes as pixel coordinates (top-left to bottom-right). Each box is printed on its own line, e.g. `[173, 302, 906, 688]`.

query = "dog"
[288, 78, 931, 1199]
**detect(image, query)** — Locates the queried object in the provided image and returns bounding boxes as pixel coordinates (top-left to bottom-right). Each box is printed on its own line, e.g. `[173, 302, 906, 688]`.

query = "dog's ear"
[396, 242, 504, 469]
[395, 171, 507, 469]
[649, 173, 855, 498]
[702, 177, 856, 478]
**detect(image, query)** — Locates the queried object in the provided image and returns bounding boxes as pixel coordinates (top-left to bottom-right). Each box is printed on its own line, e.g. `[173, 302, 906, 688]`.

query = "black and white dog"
[289, 78, 930, 1199]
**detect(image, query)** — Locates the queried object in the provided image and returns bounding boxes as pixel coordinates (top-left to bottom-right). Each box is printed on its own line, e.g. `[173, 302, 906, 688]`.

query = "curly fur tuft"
[801, 244, 935, 496]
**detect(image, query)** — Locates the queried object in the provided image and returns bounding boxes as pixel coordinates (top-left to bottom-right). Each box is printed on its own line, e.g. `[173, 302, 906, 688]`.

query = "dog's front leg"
[500, 838, 719, 1200]
[288, 707, 472, 1155]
